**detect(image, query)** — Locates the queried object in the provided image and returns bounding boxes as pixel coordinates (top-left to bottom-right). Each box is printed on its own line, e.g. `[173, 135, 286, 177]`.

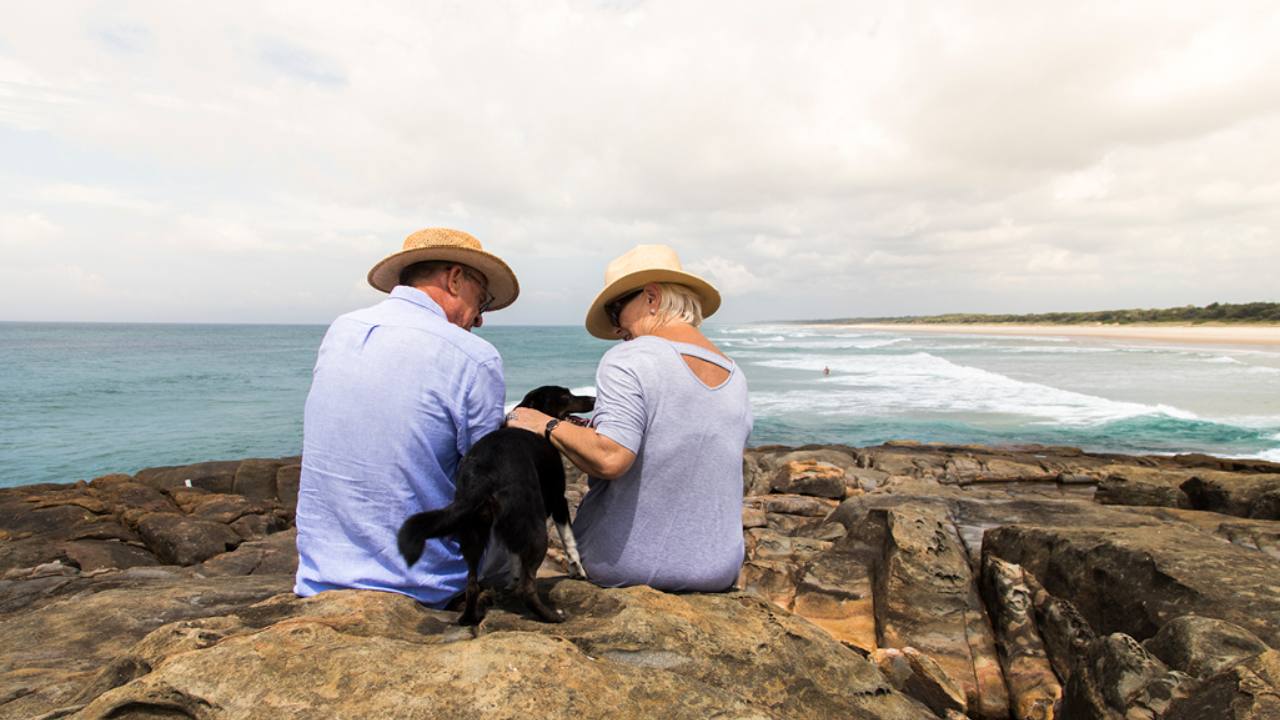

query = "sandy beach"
[830, 323, 1280, 347]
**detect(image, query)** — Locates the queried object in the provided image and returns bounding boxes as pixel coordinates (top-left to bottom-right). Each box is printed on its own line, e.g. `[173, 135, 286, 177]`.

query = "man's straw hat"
[585, 244, 721, 339]
[367, 228, 519, 311]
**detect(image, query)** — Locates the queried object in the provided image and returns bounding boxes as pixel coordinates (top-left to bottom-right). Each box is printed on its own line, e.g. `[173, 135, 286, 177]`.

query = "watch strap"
[544, 418, 561, 442]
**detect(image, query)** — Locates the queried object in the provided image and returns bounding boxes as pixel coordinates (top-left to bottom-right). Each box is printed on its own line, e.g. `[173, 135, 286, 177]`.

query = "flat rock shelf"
[2, 442, 1278, 719]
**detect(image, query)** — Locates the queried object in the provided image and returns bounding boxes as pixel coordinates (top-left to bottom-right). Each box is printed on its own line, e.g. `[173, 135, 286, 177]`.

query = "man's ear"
[446, 266, 466, 297]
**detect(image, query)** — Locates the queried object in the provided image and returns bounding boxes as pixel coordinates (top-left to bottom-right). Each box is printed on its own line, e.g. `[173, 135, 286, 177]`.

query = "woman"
[507, 244, 751, 592]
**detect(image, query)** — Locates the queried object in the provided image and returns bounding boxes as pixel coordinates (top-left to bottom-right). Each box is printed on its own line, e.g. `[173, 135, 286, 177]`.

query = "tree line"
[810, 302, 1280, 325]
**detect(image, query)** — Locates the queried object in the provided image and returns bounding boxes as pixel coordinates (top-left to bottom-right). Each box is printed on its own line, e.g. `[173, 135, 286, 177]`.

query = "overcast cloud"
[1, 1, 1277, 325]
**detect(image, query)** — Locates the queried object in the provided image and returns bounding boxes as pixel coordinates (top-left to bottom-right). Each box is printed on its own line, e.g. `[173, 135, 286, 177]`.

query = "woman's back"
[573, 335, 752, 591]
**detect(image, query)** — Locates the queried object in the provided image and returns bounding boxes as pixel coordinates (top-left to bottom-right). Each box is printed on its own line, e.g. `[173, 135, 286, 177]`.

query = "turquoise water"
[2, 321, 1278, 488]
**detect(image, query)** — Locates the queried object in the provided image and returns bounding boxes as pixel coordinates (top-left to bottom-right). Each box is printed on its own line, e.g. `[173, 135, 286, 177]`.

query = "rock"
[59, 540, 158, 572]
[229, 513, 274, 540]
[871, 647, 968, 717]
[1095, 474, 1190, 508]
[981, 555, 1063, 720]
[741, 506, 767, 528]
[184, 492, 263, 524]
[1182, 472, 1280, 519]
[134, 460, 241, 493]
[8, 441, 1280, 718]
[1024, 571, 1096, 686]
[88, 473, 136, 488]
[864, 448, 942, 477]
[1119, 506, 1280, 560]
[775, 447, 861, 476]
[0, 572, 290, 718]
[810, 522, 848, 541]
[1062, 632, 1191, 719]
[136, 513, 243, 566]
[771, 460, 847, 499]
[847, 466, 890, 492]
[745, 493, 839, 517]
[75, 582, 935, 720]
[737, 559, 798, 611]
[94, 480, 178, 516]
[970, 457, 1057, 484]
[765, 512, 827, 536]
[792, 535, 878, 652]
[985, 524, 1280, 648]
[1168, 453, 1280, 474]
[234, 459, 284, 501]
[22, 489, 109, 515]
[276, 463, 301, 515]
[1165, 648, 1280, 719]
[1143, 615, 1270, 679]
[0, 501, 97, 542]
[744, 528, 832, 563]
[741, 451, 774, 497]
[872, 507, 1009, 718]
[198, 528, 299, 577]
[29, 560, 78, 578]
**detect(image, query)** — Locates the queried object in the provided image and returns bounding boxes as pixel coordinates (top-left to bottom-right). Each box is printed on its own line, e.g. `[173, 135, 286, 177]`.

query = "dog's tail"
[397, 497, 480, 568]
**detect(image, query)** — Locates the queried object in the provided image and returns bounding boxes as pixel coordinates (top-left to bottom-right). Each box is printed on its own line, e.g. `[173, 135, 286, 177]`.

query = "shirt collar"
[389, 285, 447, 319]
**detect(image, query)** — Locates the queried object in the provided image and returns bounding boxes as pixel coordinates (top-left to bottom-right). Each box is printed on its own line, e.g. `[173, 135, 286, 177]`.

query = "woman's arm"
[505, 407, 636, 480]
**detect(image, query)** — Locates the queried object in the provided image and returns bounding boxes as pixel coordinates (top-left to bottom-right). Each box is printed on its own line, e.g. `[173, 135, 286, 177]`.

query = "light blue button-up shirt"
[294, 285, 505, 606]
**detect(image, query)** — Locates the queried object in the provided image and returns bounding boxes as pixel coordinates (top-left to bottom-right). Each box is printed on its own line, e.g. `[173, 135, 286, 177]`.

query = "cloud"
[257, 38, 347, 87]
[0, 211, 60, 247]
[687, 256, 765, 296]
[0, 1, 1276, 324]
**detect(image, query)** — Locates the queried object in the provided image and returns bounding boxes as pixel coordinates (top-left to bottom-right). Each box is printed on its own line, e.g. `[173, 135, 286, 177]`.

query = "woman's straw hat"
[585, 244, 721, 339]
[367, 228, 519, 311]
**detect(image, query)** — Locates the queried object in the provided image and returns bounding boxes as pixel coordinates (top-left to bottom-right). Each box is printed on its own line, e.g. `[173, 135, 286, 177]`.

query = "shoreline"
[824, 322, 1280, 347]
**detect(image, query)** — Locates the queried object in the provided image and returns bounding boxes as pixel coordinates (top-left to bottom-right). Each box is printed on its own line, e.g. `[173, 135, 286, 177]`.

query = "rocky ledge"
[1, 443, 1278, 719]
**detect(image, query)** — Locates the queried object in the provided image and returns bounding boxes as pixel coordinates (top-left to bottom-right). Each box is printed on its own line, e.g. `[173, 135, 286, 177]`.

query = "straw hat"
[585, 244, 721, 339]
[366, 228, 519, 311]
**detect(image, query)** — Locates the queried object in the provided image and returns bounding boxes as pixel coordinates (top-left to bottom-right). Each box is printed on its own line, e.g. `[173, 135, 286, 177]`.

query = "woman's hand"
[505, 406, 554, 435]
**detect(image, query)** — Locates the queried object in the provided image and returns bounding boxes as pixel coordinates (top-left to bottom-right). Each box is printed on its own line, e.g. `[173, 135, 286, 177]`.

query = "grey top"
[573, 335, 752, 592]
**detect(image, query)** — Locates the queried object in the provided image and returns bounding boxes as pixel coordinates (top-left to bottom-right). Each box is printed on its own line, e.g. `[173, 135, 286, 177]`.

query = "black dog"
[397, 386, 594, 625]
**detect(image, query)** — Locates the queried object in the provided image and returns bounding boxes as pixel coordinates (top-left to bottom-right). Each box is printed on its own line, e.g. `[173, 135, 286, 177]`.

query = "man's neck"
[415, 284, 467, 329]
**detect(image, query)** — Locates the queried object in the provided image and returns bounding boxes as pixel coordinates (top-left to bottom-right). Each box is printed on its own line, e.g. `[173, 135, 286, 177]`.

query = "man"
[294, 228, 519, 607]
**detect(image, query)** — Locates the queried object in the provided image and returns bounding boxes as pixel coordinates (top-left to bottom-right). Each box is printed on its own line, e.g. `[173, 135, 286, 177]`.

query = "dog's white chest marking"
[556, 521, 588, 580]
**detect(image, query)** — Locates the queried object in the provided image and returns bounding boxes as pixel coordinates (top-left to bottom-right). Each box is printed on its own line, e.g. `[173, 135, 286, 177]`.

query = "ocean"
[2, 321, 1278, 488]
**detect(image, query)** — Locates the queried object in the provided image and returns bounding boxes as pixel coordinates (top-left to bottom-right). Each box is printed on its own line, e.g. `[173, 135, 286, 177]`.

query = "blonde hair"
[633, 282, 704, 335]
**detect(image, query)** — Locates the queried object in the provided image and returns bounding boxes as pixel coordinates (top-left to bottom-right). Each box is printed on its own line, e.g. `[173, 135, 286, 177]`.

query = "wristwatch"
[544, 418, 561, 442]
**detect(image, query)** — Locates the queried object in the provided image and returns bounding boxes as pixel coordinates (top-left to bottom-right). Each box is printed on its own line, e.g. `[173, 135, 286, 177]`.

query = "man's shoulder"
[334, 302, 501, 367]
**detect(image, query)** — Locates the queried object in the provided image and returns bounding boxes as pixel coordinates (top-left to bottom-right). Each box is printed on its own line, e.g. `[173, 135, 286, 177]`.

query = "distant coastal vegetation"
[804, 301, 1280, 325]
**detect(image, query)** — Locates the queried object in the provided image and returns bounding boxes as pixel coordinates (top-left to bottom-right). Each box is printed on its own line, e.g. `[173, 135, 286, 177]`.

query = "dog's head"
[517, 385, 595, 421]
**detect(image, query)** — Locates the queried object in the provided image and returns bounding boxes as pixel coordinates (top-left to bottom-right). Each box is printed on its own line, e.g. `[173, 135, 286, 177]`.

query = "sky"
[1, 1, 1278, 325]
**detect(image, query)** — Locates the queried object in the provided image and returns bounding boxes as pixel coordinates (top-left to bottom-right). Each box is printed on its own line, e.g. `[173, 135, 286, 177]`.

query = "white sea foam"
[1252, 448, 1280, 463]
[716, 333, 908, 351]
[751, 351, 1199, 426]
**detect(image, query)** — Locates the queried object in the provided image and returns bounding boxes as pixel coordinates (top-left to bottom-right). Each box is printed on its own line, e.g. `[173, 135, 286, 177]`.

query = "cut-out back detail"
[668, 340, 734, 390]
[682, 354, 731, 388]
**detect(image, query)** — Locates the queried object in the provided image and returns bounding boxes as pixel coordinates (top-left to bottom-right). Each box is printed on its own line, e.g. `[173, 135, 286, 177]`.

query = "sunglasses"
[605, 289, 643, 328]
[461, 267, 495, 314]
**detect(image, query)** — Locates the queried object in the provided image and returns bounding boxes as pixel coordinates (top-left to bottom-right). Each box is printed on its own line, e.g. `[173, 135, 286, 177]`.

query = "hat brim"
[367, 246, 519, 311]
[585, 269, 721, 340]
